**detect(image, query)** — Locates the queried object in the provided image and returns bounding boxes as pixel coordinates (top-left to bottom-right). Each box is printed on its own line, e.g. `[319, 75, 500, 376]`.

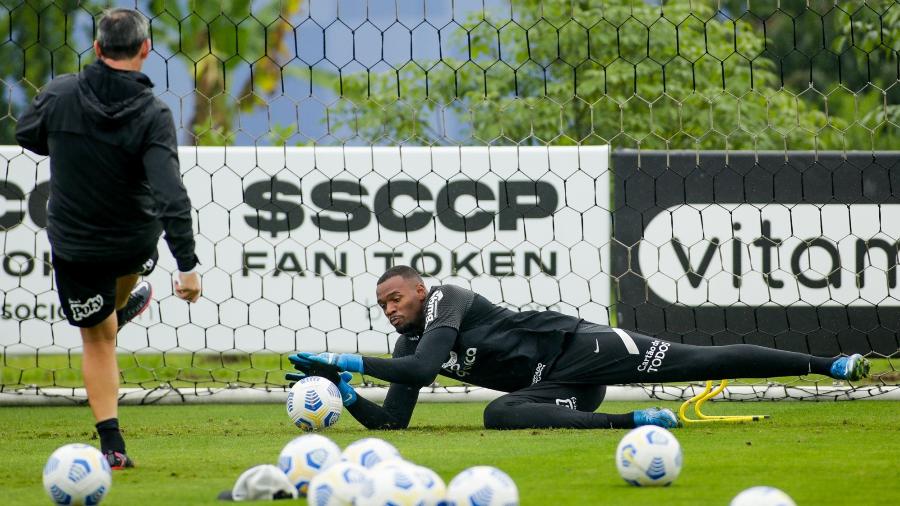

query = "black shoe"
[117, 281, 152, 331]
[105, 450, 135, 470]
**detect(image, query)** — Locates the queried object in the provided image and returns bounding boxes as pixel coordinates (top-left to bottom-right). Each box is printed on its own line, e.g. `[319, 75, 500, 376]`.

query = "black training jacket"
[15, 59, 198, 271]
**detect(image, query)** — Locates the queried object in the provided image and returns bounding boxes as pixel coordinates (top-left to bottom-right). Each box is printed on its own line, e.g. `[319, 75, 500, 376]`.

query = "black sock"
[809, 356, 836, 376]
[96, 418, 126, 454]
[607, 413, 636, 429]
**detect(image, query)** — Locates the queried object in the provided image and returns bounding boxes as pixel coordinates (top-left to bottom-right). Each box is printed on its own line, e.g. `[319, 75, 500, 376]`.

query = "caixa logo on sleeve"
[612, 150, 900, 356]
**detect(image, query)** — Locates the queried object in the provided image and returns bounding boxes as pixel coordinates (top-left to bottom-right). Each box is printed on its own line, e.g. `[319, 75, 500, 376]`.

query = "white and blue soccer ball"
[287, 376, 343, 430]
[340, 438, 402, 469]
[730, 486, 797, 506]
[410, 464, 446, 506]
[369, 460, 446, 506]
[445, 466, 519, 506]
[306, 461, 370, 506]
[42, 443, 112, 506]
[615, 425, 683, 487]
[278, 434, 341, 496]
[355, 462, 429, 506]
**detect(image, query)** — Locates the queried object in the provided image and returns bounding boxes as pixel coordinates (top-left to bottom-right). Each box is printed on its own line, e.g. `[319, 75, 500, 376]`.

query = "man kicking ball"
[16, 8, 201, 467]
[288, 265, 870, 430]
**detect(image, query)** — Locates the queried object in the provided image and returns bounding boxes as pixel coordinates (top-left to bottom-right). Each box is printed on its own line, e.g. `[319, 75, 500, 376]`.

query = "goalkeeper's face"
[376, 276, 428, 334]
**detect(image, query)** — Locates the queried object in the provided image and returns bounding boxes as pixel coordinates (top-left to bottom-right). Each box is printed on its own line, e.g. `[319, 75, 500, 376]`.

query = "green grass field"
[2, 401, 898, 505]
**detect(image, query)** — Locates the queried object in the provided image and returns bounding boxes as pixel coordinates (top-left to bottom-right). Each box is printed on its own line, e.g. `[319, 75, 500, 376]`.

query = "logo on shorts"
[424, 290, 444, 329]
[556, 397, 577, 410]
[68, 295, 104, 322]
[137, 257, 156, 275]
[532, 362, 546, 384]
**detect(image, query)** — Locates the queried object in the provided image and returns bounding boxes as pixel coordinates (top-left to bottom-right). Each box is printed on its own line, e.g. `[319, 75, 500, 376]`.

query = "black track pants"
[547, 325, 834, 385]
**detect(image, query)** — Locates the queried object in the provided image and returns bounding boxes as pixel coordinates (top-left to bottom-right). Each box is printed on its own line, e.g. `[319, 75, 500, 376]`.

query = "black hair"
[377, 265, 423, 285]
[96, 8, 150, 60]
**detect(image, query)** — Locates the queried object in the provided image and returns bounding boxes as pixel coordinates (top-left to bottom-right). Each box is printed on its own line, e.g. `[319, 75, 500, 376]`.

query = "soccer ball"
[340, 438, 402, 469]
[370, 460, 446, 506]
[615, 425, 683, 487]
[410, 465, 446, 506]
[287, 376, 343, 430]
[356, 462, 428, 506]
[278, 434, 341, 495]
[42, 444, 112, 506]
[445, 466, 519, 506]
[730, 486, 797, 506]
[306, 461, 370, 506]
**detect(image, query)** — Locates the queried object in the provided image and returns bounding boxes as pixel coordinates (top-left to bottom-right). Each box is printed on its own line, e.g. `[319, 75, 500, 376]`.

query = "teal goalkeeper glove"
[289, 352, 364, 374]
[335, 371, 357, 406]
[285, 371, 357, 407]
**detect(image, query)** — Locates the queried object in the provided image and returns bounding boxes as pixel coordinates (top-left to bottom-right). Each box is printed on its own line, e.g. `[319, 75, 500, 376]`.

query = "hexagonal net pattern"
[1, 2, 898, 405]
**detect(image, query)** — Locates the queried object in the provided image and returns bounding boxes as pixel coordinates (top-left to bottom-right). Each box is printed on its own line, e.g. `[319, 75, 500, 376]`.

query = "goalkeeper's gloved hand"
[285, 371, 357, 407]
[284, 362, 342, 386]
[289, 352, 364, 374]
[335, 371, 357, 406]
[286, 353, 342, 382]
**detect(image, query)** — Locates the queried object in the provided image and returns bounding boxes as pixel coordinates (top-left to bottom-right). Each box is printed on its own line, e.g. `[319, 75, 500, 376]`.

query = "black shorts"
[496, 381, 608, 412]
[52, 248, 158, 328]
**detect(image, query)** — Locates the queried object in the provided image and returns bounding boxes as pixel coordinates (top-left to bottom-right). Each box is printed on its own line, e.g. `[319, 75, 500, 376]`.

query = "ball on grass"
[445, 465, 518, 506]
[43, 443, 111, 506]
[615, 425, 683, 487]
[730, 486, 797, 506]
[355, 462, 429, 506]
[286, 376, 343, 431]
[340, 437, 402, 469]
[278, 434, 341, 495]
[306, 461, 370, 506]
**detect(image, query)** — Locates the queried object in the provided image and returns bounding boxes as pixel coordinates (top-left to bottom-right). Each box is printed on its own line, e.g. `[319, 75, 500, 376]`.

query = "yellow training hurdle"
[678, 379, 771, 425]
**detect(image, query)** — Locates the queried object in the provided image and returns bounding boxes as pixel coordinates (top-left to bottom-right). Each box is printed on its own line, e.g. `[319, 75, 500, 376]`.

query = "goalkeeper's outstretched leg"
[546, 324, 871, 386]
[482, 382, 679, 430]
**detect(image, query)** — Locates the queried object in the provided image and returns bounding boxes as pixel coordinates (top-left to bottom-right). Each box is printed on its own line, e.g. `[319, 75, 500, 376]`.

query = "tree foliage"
[325, 0, 898, 150]
[0, 0, 97, 144]
[0, 0, 300, 146]
[145, 0, 302, 145]
[2, 1, 896, 149]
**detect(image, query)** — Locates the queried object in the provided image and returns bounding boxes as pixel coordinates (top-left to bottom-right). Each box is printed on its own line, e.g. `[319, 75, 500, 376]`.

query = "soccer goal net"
[1, 1, 898, 405]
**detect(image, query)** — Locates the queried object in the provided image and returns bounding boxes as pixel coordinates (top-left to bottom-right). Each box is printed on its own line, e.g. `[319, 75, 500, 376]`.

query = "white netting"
[1, 1, 898, 404]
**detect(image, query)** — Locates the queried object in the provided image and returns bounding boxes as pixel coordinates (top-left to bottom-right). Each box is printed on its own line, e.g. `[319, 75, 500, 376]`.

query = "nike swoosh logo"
[594, 339, 600, 353]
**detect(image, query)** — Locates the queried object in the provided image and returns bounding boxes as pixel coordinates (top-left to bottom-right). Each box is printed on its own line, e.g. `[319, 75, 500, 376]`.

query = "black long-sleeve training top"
[363, 284, 582, 392]
[347, 284, 583, 429]
[15, 59, 198, 271]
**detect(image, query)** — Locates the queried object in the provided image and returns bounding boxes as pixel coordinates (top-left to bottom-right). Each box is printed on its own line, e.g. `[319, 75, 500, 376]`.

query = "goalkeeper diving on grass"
[287, 266, 870, 430]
